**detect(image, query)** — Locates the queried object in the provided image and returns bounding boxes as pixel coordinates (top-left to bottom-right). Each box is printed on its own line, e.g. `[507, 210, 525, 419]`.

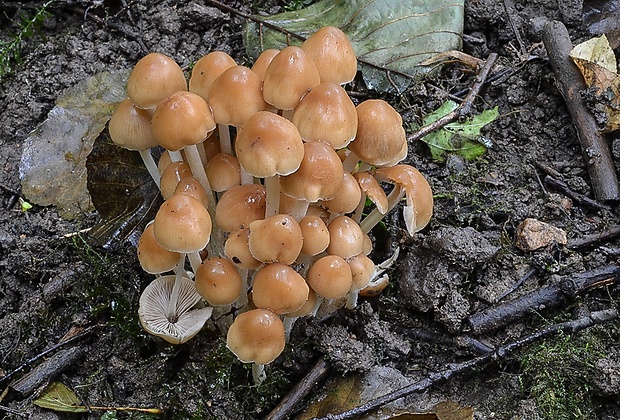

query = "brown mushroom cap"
[280, 141, 344, 203]
[224, 228, 262, 269]
[151, 91, 216, 151]
[189, 51, 237, 102]
[251, 48, 280, 81]
[109, 98, 158, 151]
[353, 171, 389, 214]
[127, 52, 187, 110]
[174, 176, 210, 210]
[248, 214, 303, 264]
[349, 99, 407, 166]
[326, 215, 364, 259]
[215, 184, 266, 232]
[252, 263, 309, 314]
[226, 308, 286, 365]
[195, 257, 243, 305]
[160, 161, 193, 200]
[306, 255, 353, 299]
[301, 26, 357, 85]
[235, 111, 305, 178]
[347, 253, 375, 292]
[153, 193, 212, 253]
[205, 152, 241, 192]
[299, 215, 330, 256]
[208, 65, 267, 128]
[320, 172, 362, 215]
[291, 83, 357, 149]
[137, 221, 180, 274]
[262, 46, 321, 111]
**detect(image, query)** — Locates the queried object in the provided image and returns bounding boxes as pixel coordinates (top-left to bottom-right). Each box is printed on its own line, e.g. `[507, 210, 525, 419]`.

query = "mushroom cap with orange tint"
[195, 257, 243, 305]
[205, 153, 241, 192]
[299, 215, 330, 256]
[127, 52, 187, 110]
[353, 171, 389, 214]
[109, 98, 158, 151]
[248, 214, 303, 264]
[153, 193, 212, 253]
[137, 221, 180, 274]
[189, 51, 237, 101]
[326, 215, 364, 259]
[151, 91, 216, 151]
[226, 308, 286, 365]
[301, 26, 357, 85]
[251, 49, 280, 81]
[252, 263, 309, 314]
[307, 255, 353, 299]
[215, 184, 266, 232]
[160, 161, 193, 200]
[224, 228, 262, 269]
[320, 172, 361, 215]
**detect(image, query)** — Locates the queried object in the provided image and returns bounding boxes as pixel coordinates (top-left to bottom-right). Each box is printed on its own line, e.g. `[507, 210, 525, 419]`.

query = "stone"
[515, 218, 567, 251]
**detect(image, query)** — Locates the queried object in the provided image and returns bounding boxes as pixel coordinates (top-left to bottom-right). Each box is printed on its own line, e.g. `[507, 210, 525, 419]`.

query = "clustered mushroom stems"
[110, 26, 434, 383]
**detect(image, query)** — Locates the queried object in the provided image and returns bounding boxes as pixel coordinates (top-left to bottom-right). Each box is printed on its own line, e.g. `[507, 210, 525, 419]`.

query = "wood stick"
[312, 308, 619, 420]
[567, 225, 620, 249]
[542, 21, 620, 201]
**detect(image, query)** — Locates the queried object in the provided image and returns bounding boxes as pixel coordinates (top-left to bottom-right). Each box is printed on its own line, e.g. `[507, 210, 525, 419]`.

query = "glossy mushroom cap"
[195, 257, 243, 305]
[248, 214, 303, 264]
[109, 98, 158, 151]
[307, 255, 353, 299]
[137, 221, 180, 274]
[291, 83, 358, 149]
[235, 111, 304, 178]
[215, 184, 266, 233]
[127, 53, 187, 111]
[299, 215, 330, 256]
[160, 161, 193, 200]
[189, 51, 237, 102]
[151, 91, 216, 151]
[262, 46, 321, 111]
[321, 172, 362, 215]
[205, 153, 241, 193]
[153, 193, 212, 253]
[326, 215, 364, 259]
[252, 263, 309, 314]
[301, 26, 357, 85]
[224, 228, 262, 269]
[347, 253, 375, 292]
[349, 99, 407, 166]
[354, 171, 389, 214]
[251, 48, 280, 81]
[226, 308, 286, 365]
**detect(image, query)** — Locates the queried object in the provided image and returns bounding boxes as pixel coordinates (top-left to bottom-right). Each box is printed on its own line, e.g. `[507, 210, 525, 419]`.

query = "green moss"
[519, 330, 606, 419]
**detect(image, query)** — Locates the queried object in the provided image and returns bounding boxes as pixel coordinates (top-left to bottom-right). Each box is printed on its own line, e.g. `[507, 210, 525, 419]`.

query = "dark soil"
[1, 0, 619, 419]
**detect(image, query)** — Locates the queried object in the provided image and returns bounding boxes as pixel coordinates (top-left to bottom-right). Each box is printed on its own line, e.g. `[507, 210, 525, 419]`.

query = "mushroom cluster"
[109, 26, 433, 382]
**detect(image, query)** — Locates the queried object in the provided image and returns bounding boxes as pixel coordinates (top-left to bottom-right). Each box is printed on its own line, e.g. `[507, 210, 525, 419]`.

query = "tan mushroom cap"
[205, 152, 241, 192]
[374, 164, 434, 234]
[320, 172, 362, 215]
[127, 52, 187, 110]
[174, 176, 210, 210]
[252, 263, 309, 314]
[215, 184, 266, 232]
[235, 111, 305, 178]
[189, 51, 237, 102]
[301, 26, 357, 85]
[326, 215, 364, 259]
[291, 83, 357, 149]
[160, 161, 193, 200]
[263, 46, 321, 111]
[299, 215, 330, 256]
[195, 257, 243, 306]
[347, 253, 375, 292]
[138, 275, 212, 344]
[151, 91, 216, 151]
[224, 228, 262, 269]
[137, 221, 180, 274]
[286, 288, 317, 317]
[202, 130, 221, 161]
[109, 98, 158, 151]
[280, 141, 344, 203]
[208, 65, 267, 128]
[251, 48, 280, 81]
[349, 99, 407, 166]
[248, 214, 303, 265]
[226, 308, 286, 365]
[353, 171, 389, 214]
[153, 193, 212, 253]
[307, 255, 353, 299]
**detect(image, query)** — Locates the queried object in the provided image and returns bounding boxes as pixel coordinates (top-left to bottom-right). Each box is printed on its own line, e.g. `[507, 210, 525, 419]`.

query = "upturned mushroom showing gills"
[118, 25, 434, 384]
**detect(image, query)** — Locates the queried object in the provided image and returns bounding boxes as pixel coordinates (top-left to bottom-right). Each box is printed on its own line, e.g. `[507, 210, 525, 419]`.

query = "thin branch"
[407, 53, 498, 143]
[567, 225, 620, 249]
[313, 308, 619, 420]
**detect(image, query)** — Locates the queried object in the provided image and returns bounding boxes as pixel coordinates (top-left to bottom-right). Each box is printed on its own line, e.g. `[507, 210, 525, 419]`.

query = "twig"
[265, 358, 331, 420]
[567, 225, 620, 249]
[496, 267, 537, 302]
[407, 53, 498, 143]
[467, 265, 619, 335]
[396, 327, 494, 355]
[313, 308, 619, 420]
[542, 21, 620, 201]
[544, 175, 613, 212]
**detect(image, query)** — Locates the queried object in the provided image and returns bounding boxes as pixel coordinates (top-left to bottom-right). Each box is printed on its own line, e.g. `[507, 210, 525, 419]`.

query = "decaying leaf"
[19, 70, 129, 219]
[243, 0, 464, 93]
[391, 400, 474, 419]
[86, 130, 162, 250]
[299, 374, 363, 419]
[570, 35, 620, 132]
[419, 100, 499, 161]
[33, 382, 88, 413]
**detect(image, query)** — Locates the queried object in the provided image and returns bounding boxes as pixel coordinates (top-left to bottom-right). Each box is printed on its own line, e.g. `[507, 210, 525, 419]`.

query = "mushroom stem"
[188, 252, 202, 273]
[345, 290, 360, 309]
[167, 253, 187, 322]
[183, 144, 217, 212]
[264, 175, 281, 217]
[359, 186, 404, 234]
[342, 150, 360, 173]
[169, 150, 183, 162]
[281, 109, 294, 121]
[283, 315, 299, 341]
[252, 363, 267, 384]
[290, 199, 310, 221]
[234, 268, 250, 308]
[218, 124, 233, 155]
[139, 149, 161, 189]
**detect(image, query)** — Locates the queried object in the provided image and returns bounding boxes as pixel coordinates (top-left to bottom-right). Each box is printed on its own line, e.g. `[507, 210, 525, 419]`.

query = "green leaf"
[420, 100, 498, 161]
[33, 382, 88, 413]
[243, 0, 464, 93]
